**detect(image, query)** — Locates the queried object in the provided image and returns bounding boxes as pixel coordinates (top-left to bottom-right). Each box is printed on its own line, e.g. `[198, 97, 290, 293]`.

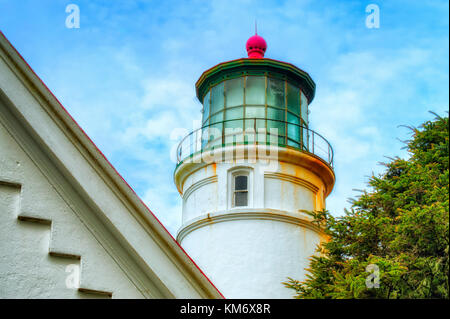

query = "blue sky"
[1, 0, 448, 235]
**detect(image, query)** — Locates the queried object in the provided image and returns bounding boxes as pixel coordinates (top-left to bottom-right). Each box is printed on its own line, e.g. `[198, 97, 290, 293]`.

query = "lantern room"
[200, 70, 310, 150]
[176, 34, 333, 167]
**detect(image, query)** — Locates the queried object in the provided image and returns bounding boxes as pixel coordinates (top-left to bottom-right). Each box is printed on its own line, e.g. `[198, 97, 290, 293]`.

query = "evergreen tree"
[285, 113, 449, 298]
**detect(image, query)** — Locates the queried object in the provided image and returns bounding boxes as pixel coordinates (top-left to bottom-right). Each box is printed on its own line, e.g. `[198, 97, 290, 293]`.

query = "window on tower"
[233, 175, 248, 207]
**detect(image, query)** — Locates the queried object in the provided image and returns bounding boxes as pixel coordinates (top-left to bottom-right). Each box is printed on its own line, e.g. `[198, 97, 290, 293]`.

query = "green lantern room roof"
[195, 58, 316, 104]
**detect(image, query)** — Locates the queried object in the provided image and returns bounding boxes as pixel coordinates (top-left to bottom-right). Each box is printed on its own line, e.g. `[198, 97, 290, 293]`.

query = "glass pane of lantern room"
[267, 107, 285, 122]
[245, 76, 265, 105]
[267, 119, 285, 146]
[210, 111, 223, 125]
[301, 92, 308, 126]
[224, 118, 243, 145]
[211, 82, 224, 115]
[287, 113, 300, 142]
[203, 91, 210, 124]
[225, 106, 244, 121]
[287, 83, 300, 115]
[267, 78, 285, 108]
[245, 119, 266, 143]
[208, 122, 223, 148]
[244, 119, 256, 144]
[245, 106, 265, 119]
[225, 78, 244, 108]
[201, 127, 209, 149]
[287, 139, 300, 148]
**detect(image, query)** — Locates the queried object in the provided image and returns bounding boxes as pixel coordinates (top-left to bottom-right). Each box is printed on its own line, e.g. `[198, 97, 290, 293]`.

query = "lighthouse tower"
[174, 33, 335, 298]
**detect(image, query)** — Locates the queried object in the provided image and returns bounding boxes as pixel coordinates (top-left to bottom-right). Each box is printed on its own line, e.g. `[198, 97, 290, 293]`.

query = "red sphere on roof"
[246, 34, 267, 59]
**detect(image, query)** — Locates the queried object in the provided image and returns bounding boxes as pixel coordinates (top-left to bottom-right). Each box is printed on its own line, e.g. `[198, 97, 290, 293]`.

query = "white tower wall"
[175, 145, 334, 298]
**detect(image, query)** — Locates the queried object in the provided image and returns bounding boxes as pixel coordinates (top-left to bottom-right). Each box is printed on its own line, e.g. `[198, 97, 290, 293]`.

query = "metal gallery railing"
[176, 118, 333, 167]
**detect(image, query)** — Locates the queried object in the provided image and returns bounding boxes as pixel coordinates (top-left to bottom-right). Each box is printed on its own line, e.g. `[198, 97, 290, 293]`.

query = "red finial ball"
[246, 34, 267, 59]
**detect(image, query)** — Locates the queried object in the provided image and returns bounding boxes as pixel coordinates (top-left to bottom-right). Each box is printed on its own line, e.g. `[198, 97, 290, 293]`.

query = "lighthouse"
[174, 32, 335, 298]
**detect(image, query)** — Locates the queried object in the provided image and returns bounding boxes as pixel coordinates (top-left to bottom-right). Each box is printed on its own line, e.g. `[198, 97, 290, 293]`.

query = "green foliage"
[285, 113, 449, 298]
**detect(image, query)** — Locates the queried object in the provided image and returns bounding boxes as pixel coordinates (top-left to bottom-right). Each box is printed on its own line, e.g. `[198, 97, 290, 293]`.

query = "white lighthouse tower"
[174, 33, 335, 298]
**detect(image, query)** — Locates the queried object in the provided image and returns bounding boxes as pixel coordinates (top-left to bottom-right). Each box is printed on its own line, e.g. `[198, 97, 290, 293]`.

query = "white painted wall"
[0, 121, 143, 298]
[0, 32, 224, 299]
[180, 217, 321, 299]
[264, 177, 315, 212]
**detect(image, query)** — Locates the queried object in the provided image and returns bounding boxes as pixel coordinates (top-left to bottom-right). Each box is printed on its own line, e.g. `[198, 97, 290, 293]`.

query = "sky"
[0, 0, 448, 236]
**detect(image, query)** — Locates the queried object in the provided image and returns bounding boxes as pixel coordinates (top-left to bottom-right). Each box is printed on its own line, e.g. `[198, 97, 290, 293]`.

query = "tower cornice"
[176, 209, 328, 243]
[195, 58, 316, 105]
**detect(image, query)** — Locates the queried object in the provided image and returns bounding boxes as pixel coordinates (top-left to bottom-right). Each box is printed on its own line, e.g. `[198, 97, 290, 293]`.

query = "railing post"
[222, 120, 225, 146]
[197, 129, 201, 154]
[254, 118, 256, 145]
[300, 124, 303, 150]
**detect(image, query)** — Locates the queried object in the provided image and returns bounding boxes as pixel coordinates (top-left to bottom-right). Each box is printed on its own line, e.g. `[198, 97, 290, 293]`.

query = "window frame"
[228, 167, 253, 209]
[233, 175, 248, 207]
